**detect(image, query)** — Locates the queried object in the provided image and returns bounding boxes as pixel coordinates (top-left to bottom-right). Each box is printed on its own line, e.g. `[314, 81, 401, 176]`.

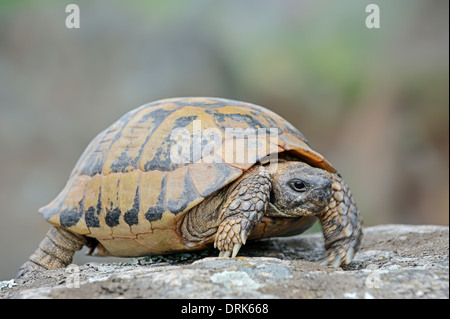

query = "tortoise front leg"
[318, 173, 363, 267]
[16, 226, 87, 278]
[214, 167, 271, 257]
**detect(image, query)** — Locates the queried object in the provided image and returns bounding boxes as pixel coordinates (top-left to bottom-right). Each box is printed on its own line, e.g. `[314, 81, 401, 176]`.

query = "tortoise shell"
[39, 97, 335, 256]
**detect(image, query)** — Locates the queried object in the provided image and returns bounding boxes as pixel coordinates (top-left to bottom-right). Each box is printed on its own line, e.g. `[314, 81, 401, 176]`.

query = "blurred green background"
[0, 0, 448, 280]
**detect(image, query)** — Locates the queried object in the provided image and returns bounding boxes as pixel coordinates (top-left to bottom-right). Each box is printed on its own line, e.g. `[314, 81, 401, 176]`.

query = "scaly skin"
[318, 173, 363, 267]
[214, 167, 272, 257]
[17, 226, 86, 278]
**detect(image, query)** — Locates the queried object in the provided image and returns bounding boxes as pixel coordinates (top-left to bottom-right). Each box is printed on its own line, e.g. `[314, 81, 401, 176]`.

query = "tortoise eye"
[290, 180, 307, 192]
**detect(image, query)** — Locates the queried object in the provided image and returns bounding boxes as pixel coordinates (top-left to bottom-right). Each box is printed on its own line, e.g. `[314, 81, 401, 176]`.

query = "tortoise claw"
[345, 247, 356, 265]
[218, 251, 231, 258]
[319, 255, 342, 267]
[319, 257, 330, 266]
[319, 244, 357, 267]
[240, 231, 248, 245]
[331, 255, 343, 268]
[215, 217, 251, 258]
[217, 244, 242, 258]
[231, 243, 242, 258]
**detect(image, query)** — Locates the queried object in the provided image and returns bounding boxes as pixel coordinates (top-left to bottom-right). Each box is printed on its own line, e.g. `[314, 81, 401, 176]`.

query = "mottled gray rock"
[1, 224, 448, 299]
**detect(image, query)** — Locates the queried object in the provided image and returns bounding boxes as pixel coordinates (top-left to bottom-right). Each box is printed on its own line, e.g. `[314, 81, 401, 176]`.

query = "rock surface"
[1, 224, 448, 299]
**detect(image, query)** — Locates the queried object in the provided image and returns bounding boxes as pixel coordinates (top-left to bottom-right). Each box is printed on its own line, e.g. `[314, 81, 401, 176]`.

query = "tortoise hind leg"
[16, 226, 87, 278]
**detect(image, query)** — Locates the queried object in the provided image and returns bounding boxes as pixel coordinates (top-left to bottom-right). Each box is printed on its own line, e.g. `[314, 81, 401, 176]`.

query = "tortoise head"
[266, 161, 332, 217]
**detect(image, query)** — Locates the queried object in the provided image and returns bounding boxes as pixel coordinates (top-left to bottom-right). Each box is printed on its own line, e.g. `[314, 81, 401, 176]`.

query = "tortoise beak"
[295, 184, 332, 214]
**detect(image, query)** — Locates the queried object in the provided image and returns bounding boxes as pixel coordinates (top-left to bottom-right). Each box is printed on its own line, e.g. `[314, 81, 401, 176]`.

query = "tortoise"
[18, 97, 362, 276]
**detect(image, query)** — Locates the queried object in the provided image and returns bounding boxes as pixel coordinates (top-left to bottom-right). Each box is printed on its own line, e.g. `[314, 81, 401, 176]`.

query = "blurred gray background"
[0, 0, 448, 280]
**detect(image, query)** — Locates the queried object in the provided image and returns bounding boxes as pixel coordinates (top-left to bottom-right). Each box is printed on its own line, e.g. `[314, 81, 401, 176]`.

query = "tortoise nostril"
[312, 186, 332, 204]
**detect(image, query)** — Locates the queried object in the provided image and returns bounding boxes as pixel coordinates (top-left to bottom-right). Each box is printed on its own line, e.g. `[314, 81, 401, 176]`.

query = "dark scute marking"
[145, 206, 165, 222]
[138, 107, 175, 125]
[137, 108, 185, 172]
[79, 156, 104, 176]
[89, 160, 104, 176]
[60, 208, 81, 227]
[212, 105, 290, 139]
[76, 134, 106, 177]
[143, 115, 198, 171]
[85, 206, 100, 227]
[42, 184, 73, 221]
[212, 112, 267, 129]
[123, 107, 180, 173]
[109, 151, 137, 173]
[96, 187, 102, 215]
[76, 104, 182, 177]
[174, 115, 198, 128]
[167, 98, 248, 111]
[143, 139, 181, 171]
[124, 187, 140, 226]
[105, 207, 121, 227]
[78, 109, 139, 177]
[145, 176, 167, 222]
[167, 170, 201, 215]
